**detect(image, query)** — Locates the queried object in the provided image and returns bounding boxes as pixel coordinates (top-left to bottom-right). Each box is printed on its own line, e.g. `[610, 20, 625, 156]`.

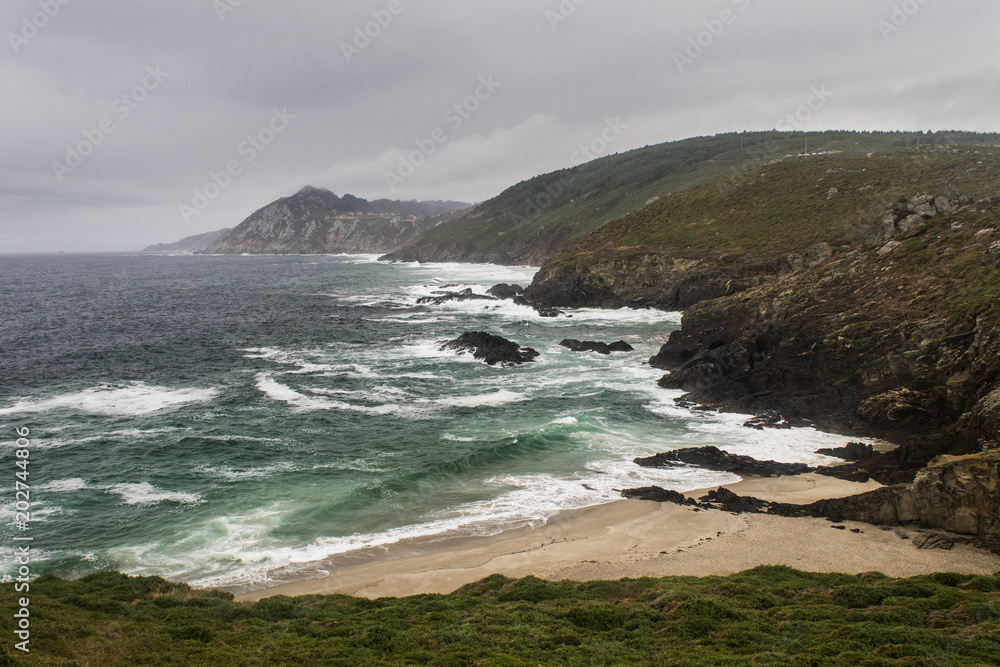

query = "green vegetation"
[573, 147, 1000, 260]
[4, 567, 1000, 665]
[386, 130, 1000, 264]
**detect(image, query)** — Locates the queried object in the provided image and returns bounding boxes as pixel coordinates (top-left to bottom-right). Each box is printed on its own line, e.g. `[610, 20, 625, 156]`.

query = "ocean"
[0, 254, 854, 592]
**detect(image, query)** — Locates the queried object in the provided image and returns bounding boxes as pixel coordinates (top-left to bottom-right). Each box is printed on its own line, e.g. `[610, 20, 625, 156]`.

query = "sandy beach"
[236, 473, 1000, 601]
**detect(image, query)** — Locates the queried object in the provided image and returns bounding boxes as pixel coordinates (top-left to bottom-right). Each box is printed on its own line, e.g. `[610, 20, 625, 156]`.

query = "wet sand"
[236, 473, 1000, 601]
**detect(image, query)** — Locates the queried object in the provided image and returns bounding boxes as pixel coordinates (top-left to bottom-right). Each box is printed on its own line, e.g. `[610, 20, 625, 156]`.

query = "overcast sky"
[2, 0, 998, 252]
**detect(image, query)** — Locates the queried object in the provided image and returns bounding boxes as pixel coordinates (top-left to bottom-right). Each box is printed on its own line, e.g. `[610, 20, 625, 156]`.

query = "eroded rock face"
[441, 332, 539, 366]
[909, 450, 1000, 537]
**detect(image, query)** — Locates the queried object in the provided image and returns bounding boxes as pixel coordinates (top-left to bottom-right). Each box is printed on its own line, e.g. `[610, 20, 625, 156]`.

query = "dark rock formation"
[559, 340, 634, 355]
[634, 446, 813, 478]
[486, 284, 524, 300]
[621, 487, 696, 505]
[743, 411, 796, 430]
[441, 332, 539, 367]
[418, 288, 495, 306]
[815, 442, 876, 462]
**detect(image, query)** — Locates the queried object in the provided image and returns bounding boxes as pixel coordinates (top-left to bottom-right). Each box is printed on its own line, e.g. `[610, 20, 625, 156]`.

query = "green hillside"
[5, 567, 1000, 665]
[383, 130, 1000, 265]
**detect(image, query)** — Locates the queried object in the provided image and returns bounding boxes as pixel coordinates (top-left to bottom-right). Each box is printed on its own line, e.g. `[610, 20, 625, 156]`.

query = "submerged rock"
[560, 339, 634, 355]
[441, 332, 539, 366]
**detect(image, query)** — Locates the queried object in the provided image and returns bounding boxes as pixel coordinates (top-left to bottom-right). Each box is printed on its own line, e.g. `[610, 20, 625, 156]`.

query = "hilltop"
[382, 130, 1000, 265]
[201, 186, 469, 255]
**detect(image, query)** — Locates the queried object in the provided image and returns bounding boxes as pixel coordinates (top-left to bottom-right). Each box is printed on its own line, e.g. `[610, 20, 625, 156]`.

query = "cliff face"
[202, 186, 468, 255]
[524, 252, 785, 310]
[524, 147, 1000, 463]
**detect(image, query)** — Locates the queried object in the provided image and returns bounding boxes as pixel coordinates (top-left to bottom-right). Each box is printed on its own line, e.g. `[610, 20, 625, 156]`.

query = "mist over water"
[0, 254, 852, 591]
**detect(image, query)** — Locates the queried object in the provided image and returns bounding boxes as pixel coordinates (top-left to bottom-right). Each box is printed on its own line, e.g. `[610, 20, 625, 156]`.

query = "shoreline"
[234, 472, 1000, 602]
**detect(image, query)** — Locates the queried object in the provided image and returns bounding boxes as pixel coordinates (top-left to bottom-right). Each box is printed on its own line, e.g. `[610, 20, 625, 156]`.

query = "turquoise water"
[0, 254, 854, 591]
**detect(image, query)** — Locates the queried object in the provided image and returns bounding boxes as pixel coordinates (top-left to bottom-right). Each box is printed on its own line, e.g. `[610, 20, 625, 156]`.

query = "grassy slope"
[550, 146, 1000, 315]
[3, 567, 1000, 665]
[387, 131, 1000, 265]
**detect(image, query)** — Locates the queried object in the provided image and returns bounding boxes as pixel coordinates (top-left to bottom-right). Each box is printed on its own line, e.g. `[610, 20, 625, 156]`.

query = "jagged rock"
[989, 241, 1000, 256]
[536, 306, 567, 318]
[634, 446, 812, 478]
[697, 488, 770, 513]
[743, 411, 792, 430]
[486, 284, 524, 299]
[815, 442, 876, 462]
[417, 288, 496, 306]
[913, 532, 955, 550]
[560, 339, 634, 355]
[621, 487, 696, 505]
[441, 332, 539, 366]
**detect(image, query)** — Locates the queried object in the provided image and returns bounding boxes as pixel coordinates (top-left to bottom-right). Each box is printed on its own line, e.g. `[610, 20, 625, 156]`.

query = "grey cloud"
[1, 0, 997, 252]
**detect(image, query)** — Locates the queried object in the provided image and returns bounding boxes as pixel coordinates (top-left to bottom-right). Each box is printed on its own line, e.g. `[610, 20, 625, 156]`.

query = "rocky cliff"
[202, 186, 469, 255]
[525, 147, 1000, 471]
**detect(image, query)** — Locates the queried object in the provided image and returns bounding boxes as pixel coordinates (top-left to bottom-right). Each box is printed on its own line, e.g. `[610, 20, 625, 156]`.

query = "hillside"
[202, 186, 469, 255]
[143, 228, 230, 253]
[524, 145, 1000, 487]
[383, 130, 1000, 265]
[5, 567, 1000, 664]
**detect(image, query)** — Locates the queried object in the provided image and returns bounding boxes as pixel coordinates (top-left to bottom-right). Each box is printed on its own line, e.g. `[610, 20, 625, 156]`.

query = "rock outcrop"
[417, 288, 496, 306]
[441, 332, 539, 366]
[625, 449, 1000, 546]
[634, 446, 813, 478]
[559, 340, 634, 355]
